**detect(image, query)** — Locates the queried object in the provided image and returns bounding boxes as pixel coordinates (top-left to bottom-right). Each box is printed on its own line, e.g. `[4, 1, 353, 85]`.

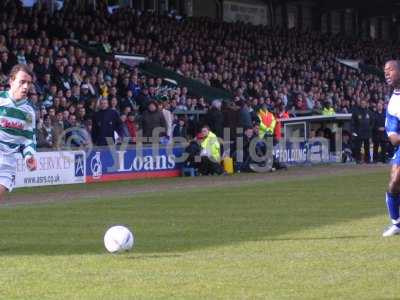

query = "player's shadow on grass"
[0, 172, 386, 255]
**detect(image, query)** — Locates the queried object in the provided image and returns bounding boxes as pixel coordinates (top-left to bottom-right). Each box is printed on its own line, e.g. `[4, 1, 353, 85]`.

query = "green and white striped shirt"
[0, 91, 36, 158]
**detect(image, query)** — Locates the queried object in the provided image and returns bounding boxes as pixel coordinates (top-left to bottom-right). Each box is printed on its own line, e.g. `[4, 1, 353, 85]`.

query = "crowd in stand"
[0, 1, 397, 166]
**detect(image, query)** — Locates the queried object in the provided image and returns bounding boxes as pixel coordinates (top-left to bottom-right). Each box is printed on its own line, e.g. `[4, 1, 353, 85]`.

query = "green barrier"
[70, 40, 233, 103]
[139, 62, 233, 102]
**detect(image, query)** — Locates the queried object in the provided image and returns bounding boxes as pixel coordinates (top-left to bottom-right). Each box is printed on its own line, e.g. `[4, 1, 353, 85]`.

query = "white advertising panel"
[15, 151, 86, 188]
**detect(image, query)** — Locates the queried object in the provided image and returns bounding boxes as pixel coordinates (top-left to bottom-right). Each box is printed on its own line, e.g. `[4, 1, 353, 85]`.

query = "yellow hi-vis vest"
[322, 107, 335, 116]
[258, 109, 276, 138]
[201, 131, 221, 162]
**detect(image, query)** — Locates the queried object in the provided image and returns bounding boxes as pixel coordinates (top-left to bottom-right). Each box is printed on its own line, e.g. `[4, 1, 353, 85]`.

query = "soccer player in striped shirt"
[0, 64, 37, 200]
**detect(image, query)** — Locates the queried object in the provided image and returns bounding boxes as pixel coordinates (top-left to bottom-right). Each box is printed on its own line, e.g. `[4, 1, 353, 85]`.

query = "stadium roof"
[269, 0, 400, 17]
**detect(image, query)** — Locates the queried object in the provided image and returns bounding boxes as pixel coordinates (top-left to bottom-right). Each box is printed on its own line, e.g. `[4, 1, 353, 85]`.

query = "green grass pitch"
[0, 168, 398, 299]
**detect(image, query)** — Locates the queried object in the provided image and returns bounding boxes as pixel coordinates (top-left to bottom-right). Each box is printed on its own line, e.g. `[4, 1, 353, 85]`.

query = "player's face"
[384, 62, 400, 87]
[9, 71, 32, 101]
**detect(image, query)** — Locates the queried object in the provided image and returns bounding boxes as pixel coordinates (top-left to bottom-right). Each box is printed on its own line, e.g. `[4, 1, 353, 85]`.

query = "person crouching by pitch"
[197, 125, 223, 176]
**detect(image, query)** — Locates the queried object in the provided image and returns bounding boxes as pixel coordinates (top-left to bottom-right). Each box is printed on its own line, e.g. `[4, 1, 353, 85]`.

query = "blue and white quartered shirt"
[386, 89, 400, 163]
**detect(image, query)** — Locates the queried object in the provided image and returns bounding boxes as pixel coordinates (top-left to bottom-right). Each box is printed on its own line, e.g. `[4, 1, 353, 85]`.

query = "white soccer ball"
[104, 225, 134, 253]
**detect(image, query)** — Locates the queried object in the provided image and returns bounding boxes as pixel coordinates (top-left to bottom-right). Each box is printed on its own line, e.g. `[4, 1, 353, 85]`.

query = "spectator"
[125, 112, 137, 143]
[52, 111, 65, 148]
[292, 94, 307, 111]
[91, 98, 123, 146]
[76, 106, 87, 123]
[110, 96, 120, 111]
[305, 92, 315, 110]
[341, 131, 353, 163]
[80, 84, 91, 102]
[136, 87, 151, 112]
[184, 135, 202, 169]
[120, 114, 130, 139]
[65, 114, 80, 147]
[206, 100, 224, 138]
[120, 90, 137, 112]
[276, 104, 290, 119]
[65, 114, 92, 147]
[239, 126, 258, 172]
[161, 101, 173, 140]
[223, 100, 240, 155]
[37, 114, 56, 148]
[172, 117, 188, 139]
[141, 100, 167, 142]
[238, 100, 253, 129]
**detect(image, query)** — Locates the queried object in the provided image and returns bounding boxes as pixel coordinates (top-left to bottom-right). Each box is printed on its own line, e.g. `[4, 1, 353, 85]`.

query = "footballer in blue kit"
[383, 60, 400, 236]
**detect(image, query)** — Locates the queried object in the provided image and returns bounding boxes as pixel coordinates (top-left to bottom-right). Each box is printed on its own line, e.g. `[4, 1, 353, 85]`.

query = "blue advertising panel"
[275, 140, 332, 165]
[86, 145, 185, 183]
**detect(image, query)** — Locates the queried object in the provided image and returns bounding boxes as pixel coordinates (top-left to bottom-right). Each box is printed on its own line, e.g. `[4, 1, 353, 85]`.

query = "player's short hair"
[9, 64, 34, 81]
[395, 60, 400, 71]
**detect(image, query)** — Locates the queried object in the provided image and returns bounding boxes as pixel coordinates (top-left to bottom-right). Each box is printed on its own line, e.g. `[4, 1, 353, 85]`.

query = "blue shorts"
[391, 147, 400, 165]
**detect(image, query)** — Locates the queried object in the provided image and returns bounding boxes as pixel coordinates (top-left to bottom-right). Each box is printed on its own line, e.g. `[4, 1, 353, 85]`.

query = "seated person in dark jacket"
[184, 135, 202, 169]
[172, 117, 188, 139]
[240, 124, 278, 172]
[240, 126, 258, 172]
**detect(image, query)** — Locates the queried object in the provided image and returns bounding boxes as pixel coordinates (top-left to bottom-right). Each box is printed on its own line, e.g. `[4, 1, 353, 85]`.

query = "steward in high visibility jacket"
[322, 107, 335, 116]
[322, 102, 335, 116]
[200, 127, 221, 162]
[257, 106, 276, 138]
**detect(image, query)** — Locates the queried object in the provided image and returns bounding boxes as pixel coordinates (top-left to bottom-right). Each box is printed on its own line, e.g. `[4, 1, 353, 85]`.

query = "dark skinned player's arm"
[389, 134, 400, 146]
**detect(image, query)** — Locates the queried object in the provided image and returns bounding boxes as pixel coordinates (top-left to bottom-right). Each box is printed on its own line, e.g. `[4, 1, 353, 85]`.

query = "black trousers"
[198, 157, 223, 175]
[353, 137, 370, 163]
[373, 139, 388, 163]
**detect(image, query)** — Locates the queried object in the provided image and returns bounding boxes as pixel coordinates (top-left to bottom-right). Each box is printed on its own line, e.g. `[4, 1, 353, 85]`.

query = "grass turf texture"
[0, 168, 396, 299]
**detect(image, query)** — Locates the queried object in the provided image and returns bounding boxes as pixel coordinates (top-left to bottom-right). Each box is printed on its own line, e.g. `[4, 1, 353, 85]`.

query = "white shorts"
[0, 153, 16, 192]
